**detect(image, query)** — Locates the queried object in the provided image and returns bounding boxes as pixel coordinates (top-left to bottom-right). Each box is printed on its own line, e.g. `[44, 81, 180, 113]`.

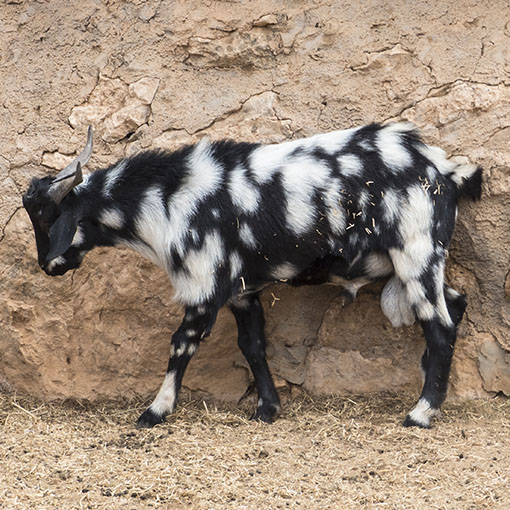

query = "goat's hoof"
[136, 409, 165, 429]
[402, 414, 431, 429]
[250, 403, 279, 423]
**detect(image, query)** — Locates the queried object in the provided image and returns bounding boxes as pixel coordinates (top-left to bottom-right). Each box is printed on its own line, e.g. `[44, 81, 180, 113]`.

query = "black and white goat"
[23, 123, 482, 429]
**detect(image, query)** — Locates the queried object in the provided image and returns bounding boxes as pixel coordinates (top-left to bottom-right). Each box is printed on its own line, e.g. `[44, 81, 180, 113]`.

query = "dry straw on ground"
[1, 392, 508, 509]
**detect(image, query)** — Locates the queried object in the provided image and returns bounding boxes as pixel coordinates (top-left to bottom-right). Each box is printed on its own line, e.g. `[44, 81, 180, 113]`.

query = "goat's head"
[23, 127, 94, 276]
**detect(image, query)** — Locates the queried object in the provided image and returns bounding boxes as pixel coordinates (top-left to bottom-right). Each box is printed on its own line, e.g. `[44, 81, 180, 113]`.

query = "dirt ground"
[0, 392, 508, 510]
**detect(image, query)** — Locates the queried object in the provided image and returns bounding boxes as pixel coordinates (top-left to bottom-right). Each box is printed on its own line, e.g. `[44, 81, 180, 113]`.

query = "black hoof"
[136, 408, 165, 429]
[250, 404, 279, 423]
[403, 414, 431, 429]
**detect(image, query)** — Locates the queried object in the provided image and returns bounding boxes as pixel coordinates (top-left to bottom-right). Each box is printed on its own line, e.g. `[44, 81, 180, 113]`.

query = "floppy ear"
[46, 209, 80, 262]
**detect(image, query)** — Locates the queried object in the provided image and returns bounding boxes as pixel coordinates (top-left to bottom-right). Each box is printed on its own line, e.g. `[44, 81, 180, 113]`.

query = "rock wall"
[1, 0, 509, 402]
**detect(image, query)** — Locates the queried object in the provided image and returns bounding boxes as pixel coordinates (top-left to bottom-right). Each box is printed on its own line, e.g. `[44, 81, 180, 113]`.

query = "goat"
[22, 123, 482, 429]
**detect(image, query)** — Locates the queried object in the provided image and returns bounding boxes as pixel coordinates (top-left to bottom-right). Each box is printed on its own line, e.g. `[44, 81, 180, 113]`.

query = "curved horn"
[48, 126, 93, 204]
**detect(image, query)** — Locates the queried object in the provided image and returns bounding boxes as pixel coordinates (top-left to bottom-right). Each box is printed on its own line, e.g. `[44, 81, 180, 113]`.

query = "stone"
[252, 14, 279, 27]
[41, 151, 75, 170]
[138, 4, 157, 22]
[479, 337, 510, 396]
[129, 77, 160, 105]
[69, 76, 158, 142]
[185, 29, 284, 68]
[1, 0, 509, 403]
[102, 104, 152, 143]
[449, 332, 492, 399]
[304, 348, 422, 395]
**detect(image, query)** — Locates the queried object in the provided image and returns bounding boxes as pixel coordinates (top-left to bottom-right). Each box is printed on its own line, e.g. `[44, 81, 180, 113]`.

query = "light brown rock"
[0, 0, 509, 403]
[129, 77, 160, 106]
[479, 336, 510, 396]
[41, 152, 74, 170]
[103, 104, 152, 143]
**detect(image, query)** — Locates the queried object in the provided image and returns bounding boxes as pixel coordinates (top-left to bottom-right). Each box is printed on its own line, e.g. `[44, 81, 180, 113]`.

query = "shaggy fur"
[23, 123, 482, 428]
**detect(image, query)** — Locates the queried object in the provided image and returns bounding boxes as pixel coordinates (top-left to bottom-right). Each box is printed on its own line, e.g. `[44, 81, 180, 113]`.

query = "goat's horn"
[48, 126, 93, 204]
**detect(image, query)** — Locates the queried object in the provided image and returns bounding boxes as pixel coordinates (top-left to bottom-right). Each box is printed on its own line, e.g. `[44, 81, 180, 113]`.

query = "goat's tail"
[449, 163, 483, 201]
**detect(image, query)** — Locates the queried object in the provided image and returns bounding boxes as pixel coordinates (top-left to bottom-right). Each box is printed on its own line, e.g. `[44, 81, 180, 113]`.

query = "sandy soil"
[1, 392, 508, 509]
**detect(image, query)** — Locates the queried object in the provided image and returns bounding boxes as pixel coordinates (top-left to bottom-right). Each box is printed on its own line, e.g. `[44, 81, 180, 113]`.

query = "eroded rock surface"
[0, 0, 509, 403]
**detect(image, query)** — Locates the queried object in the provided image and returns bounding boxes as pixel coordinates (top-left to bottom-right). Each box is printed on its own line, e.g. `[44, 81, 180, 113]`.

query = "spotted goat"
[23, 123, 482, 429]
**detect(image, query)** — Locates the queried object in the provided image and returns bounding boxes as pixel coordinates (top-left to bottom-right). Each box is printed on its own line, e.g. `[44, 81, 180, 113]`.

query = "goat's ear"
[46, 209, 80, 262]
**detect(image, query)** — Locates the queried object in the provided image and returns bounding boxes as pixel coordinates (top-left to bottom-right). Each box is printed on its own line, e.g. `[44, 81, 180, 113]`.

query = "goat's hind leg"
[137, 305, 218, 428]
[230, 294, 280, 422]
[403, 276, 464, 428]
[419, 285, 467, 384]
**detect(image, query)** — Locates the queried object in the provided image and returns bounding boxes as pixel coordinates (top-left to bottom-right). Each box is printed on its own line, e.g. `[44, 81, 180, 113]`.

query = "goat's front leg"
[136, 305, 218, 428]
[230, 294, 280, 422]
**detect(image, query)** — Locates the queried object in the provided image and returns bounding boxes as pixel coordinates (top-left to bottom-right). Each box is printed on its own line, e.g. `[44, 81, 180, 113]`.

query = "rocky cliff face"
[1, 0, 509, 402]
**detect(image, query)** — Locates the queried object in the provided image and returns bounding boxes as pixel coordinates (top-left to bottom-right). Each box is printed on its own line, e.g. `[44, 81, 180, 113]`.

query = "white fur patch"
[133, 186, 172, 270]
[281, 154, 330, 235]
[167, 139, 223, 253]
[187, 343, 198, 356]
[71, 226, 84, 246]
[249, 128, 359, 184]
[389, 248, 426, 283]
[249, 143, 291, 184]
[381, 276, 416, 327]
[228, 166, 260, 213]
[433, 262, 454, 327]
[417, 300, 435, 321]
[46, 256, 66, 272]
[100, 207, 124, 230]
[381, 188, 400, 224]
[103, 161, 127, 197]
[390, 185, 434, 281]
[229, 250, 243, 280]
[175, 344, 187, 357]
[132, 140, 223, 276]
[271, 262, 298, 280]
[239, 222, 257, 249]
[356, 189, 370, 218]
[308, 126, 359, 154]
[418, 144, 455, 176]
[189, 228, 200, 244]
[364, 253, 393, 278]
[407, 398, 440, 427]
[376, 123, 413, 171]
[171, 230, 224, 304]
[338, 153, 363, 177]
[445, 286, 461, 299]
[426, 165, 438, 183]
[358, 139, 375, 152]
[449, 162, 479, 187]
[149, 371, 177, 417]
[405, 279, 435, 321]
[406, 278, 427, 305]
[323, 178, 347, 235]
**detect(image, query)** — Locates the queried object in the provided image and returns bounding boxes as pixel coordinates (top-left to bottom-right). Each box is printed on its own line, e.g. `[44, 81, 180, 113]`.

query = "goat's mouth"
[42, 256, 68, 276]
[42, 250, 86, 276]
